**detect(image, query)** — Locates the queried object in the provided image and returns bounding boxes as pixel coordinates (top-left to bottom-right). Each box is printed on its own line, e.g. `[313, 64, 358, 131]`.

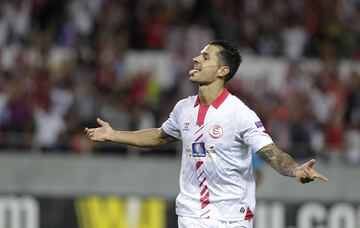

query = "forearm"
[108, 128, 176, 148]
[257, 143, 299, 177]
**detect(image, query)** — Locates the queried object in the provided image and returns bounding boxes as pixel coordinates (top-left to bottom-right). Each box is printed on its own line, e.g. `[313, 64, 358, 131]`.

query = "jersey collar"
[194, 88, 230, 109]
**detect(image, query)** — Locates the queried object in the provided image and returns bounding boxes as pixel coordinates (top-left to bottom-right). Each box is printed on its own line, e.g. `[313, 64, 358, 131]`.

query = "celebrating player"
[85, 40, 328, 228]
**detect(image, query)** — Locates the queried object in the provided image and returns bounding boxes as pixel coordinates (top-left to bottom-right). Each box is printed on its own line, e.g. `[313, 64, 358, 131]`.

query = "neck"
[198, 81, 225, 105]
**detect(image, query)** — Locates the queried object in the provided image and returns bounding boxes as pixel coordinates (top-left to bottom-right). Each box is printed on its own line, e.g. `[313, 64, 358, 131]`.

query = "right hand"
[84, 118, 114, 142]
[295, 159, 328, 184]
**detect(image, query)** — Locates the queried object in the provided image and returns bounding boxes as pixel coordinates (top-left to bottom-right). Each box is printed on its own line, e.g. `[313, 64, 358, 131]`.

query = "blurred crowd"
[0, 0, 359, 164]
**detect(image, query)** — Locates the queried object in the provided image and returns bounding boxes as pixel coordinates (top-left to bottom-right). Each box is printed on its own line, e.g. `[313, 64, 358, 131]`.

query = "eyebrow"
[200, 52, 210, 58]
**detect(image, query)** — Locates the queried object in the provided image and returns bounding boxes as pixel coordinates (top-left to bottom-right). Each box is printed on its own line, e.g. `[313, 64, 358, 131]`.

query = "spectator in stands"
[0, 0, 358, 163]
[33, 100, 66, 152]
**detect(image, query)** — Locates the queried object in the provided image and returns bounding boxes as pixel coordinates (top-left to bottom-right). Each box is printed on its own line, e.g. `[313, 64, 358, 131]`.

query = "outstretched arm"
[257, 143, 328, 183]
[84, 118, 178, 147]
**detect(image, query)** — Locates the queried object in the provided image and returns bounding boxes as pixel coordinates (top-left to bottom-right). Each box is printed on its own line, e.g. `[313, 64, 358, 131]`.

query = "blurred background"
[0, 0, 359, 228]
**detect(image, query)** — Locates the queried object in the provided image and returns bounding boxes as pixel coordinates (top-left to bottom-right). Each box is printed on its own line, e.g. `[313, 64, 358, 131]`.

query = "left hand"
[295, 159, 328, 184]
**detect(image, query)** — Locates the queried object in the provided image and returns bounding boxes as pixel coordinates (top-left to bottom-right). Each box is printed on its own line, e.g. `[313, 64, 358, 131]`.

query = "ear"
[217, 66, 230, 78]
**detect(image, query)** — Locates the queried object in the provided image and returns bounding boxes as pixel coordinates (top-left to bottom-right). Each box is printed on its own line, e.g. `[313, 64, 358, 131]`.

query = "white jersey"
[162, 89, 273, 221]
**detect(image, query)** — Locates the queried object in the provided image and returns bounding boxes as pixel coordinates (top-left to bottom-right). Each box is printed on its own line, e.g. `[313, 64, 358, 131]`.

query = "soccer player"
[84, 40, 328, 228]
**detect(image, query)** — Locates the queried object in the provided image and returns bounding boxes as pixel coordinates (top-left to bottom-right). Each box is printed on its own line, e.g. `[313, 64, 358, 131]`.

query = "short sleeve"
[237, 109, 273, 153]
[161, 101, 182, 140]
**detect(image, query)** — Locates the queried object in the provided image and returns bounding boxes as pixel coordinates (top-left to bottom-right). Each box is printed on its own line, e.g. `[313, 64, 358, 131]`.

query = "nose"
[193, 55, 200, 63]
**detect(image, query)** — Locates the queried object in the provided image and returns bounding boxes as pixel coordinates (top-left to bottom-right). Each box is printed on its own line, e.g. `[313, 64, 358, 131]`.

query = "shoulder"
[226, 94, 262, 127]
[226, 94, 254, 116]
[173, 95, 197, 110]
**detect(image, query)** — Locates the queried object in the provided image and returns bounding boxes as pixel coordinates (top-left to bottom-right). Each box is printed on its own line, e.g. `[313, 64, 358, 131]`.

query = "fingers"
[84, 118, 109, 142]
[84, 127, 94, 134]
[97, 118, 108, 126]
[84, 127, 95, 139]
[305, 159, 316, 168]
[84, 118, 107, 135]
[304, 159, 329, 182]
[296, 172, 310, 183]
[297, 165, 328, 184]
[313, 172, 329, 182]
[303, 169, 314, 180]
[300, 169, 314, 183]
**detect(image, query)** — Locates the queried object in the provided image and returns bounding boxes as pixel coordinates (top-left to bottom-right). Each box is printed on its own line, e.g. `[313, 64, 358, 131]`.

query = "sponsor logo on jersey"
[183, 122, 190, 130]
[240, 207, 245, 213]
[209, 125, 223, 138]
[192, 142, 206, 157]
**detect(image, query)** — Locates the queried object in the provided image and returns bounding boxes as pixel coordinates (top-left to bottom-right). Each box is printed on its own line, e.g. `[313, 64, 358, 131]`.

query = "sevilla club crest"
[209, 125, 223, 138]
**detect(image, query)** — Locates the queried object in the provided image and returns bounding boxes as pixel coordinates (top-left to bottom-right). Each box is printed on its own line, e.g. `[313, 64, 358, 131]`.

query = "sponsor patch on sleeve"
[255, 121, 264, 128]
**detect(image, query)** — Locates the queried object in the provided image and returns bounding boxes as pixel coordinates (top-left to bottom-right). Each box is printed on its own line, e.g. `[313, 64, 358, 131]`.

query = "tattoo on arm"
[158, 128, 178, 144]
[257, 143, 299, 177]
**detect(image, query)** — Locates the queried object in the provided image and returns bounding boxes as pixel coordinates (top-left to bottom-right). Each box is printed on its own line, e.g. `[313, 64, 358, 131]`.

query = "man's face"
[189, 44, 224, 85]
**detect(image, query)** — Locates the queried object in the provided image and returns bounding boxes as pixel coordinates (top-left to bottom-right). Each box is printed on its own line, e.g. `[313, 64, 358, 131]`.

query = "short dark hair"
[209, 40, 242, 82]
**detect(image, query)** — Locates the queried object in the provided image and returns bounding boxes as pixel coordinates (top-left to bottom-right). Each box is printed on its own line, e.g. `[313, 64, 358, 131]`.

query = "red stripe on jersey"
[197, 170, 205, 179]
[200, 185, 208, 196]
[194, 89, 229, 126]
[194, 89, 229, 108]
[194, 126, 204, 135]
[194, 133, 203, 142]
[200, 191, 209, 202]
[201, 197, 210, 209]
[200, 209, 210, 217]
[245, 207, 254, 220]
[196, 161, 203, 170]
[199, 177, 206, 187]
[196, 104, 209, 126]
[212, 89, 229, 109]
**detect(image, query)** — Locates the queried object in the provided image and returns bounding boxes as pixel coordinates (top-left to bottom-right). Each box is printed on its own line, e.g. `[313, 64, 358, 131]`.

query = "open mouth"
[189, 65, 201, 76]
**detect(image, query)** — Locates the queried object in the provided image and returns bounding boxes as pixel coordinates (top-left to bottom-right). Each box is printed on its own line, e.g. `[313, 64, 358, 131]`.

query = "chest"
[179, 105, 236, 144]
